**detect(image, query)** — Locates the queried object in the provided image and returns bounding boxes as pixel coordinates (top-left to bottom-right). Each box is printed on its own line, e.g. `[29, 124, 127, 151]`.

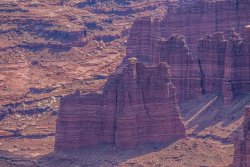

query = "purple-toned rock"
[198, 32, 227, 93]
[55, 59, 185, 151]
[155, 35, 202, 101]
[126, 17, 161, 64]
[223, 26, 250, 104]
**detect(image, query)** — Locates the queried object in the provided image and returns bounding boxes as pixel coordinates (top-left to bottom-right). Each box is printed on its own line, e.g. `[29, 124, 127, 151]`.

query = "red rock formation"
[223, 26, 250, 104]
[55, 60, 185, 151]
[127, 0, 250, 60]
[198, 26, 250, 104]
[126, 21, 250, 103]
[197, 32, 227, 93]
[155, 35, 202, 100]
[126, 17, 161, 64]
[126, 0, 250, 102]
[160, 0, 250, 53]
[232, 106, 250, 167]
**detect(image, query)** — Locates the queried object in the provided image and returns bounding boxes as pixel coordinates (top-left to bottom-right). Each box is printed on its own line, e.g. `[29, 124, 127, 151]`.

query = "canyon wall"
[232, 106, 250, 167]
[197, 26, 250, 104]
[222, 26, 250, 104]
[127, 0, 250, 59]
[55, 60, 185, 151]
[155, 35, 202, 100]
[197, 32, 227, 94]
[126, 0, 250, 102]
[55, 0, 250, 152]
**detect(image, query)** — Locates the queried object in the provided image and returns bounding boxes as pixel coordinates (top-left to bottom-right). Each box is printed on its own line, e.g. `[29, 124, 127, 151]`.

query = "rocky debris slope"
[232, 106, 250, 167]
[55, 59, 185, 150]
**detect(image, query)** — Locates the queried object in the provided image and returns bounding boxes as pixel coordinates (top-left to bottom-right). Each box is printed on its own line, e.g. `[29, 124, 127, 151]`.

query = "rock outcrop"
[222, 26, 250, 104]
[197, 32, 227, 94]
[155, 35, 202, 100]
[232, 106, 250, 167]
[160, 0, 250, 53]
[127, 31, 203, 101]
[126, 0, 250, 102]
[55, 59, 185, 151]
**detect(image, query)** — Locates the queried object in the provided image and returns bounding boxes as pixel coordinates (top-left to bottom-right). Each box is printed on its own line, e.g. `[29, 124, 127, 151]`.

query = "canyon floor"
[0, 0, 250, 167]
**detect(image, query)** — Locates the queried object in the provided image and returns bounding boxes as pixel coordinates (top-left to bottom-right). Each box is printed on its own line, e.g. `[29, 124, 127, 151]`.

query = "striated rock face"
[160, 0, 250, 53]
[126, 0, 250, 102]
[232, 106, 250, 167]
[127, 0, 250, 60]
[126, 17, 161, 64]
[128, 32, 203, 101]
[55, 60, 185, 150]
[197, 26, 250, 104]
[197, 32, 227, 94]
[223, 26, 250, 104]
[155, 35, 202, 100]
[126, 22, 250, 103]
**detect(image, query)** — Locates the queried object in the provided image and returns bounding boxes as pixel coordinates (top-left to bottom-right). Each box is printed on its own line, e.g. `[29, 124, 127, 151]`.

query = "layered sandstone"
[127, 0, 250, 59]
[197, 32, 227, 93]
[197, 26, 250, 104]
[126, 17, 161, 64]
[126, 23, 250, 103]
[155, 35, 202, 100]
[55, 60, 185, 151]
[128, 32, 202, 101]
[126, 0, 250, 102]
[232, 106, 250, 167]
[160, 0, 250, 53]
[223, 26, 250, 104]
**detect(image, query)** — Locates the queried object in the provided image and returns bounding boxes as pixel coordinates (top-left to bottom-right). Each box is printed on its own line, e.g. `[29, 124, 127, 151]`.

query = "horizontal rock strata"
[155, 35, 202, 100]
[55, 60, 185, 150]
[126, 0, 250, 102]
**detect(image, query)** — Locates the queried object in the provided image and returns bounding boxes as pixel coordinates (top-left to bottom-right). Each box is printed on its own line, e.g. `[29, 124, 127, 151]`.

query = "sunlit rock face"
[55, 61, 185, 151]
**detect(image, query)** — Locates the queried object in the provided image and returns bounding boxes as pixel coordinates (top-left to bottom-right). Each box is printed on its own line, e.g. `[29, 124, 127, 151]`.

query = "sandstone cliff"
[222, 26, 250, 104]
[55, 60, 185, 150]
[155, 35, 202, 100]
[127, 0, 250, 59]
[197, 32, 227, 94]
[126, 0, 250, 102]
